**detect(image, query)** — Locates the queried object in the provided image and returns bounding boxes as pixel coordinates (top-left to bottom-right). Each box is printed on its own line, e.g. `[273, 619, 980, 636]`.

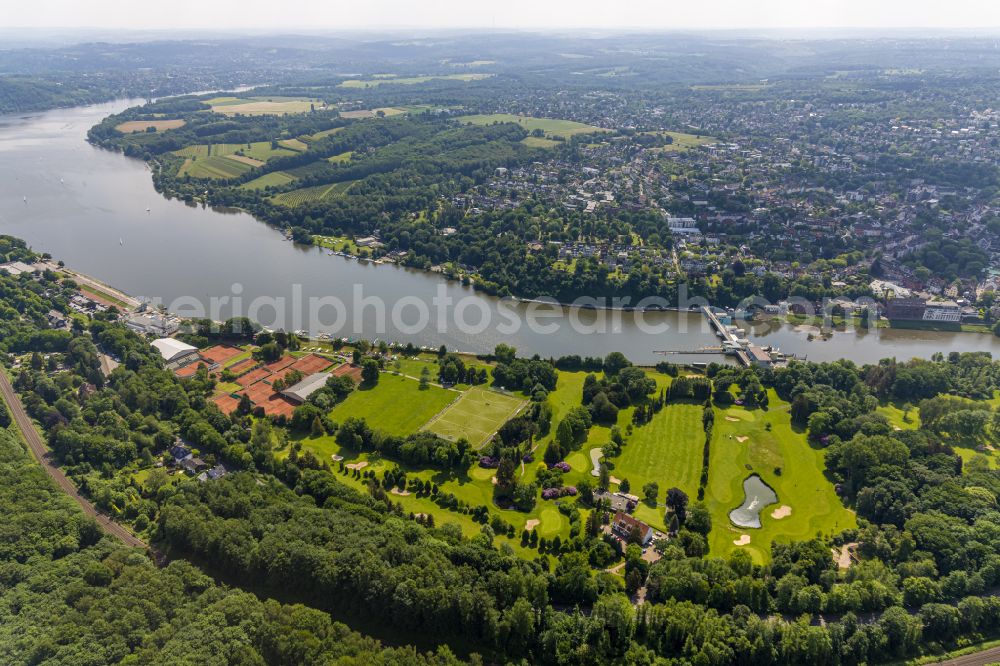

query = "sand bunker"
[735, 436, 749, 443]
[725, 416, 740, 422]
[345, 461, 368, 470]
[589, 448, 603, 477]
[491, 476, 498, 485]
[610, 476, 622, 485]
[390, 488, 410, 496]
[525, 519, 540, 531]
[331, 454, 344, 462]
[771, 505, 792, 519]
[734, 534, 751, 546]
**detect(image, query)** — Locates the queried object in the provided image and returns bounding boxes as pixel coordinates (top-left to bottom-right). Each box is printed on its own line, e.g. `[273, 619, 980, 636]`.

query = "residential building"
[611, 511, 654, 545]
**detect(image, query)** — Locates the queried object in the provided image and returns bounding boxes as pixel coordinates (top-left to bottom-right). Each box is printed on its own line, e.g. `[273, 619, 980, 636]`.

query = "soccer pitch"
[423, 386, 526, 447]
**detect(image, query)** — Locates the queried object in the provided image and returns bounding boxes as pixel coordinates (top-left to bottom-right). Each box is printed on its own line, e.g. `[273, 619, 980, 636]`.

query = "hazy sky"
[3, 0, 1000, 31]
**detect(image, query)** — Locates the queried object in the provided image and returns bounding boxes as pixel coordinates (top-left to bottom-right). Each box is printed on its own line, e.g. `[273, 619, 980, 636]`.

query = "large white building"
[151, 338, 199, 367]
[281, 372, 331, 403]
[666, 216, 700, 233]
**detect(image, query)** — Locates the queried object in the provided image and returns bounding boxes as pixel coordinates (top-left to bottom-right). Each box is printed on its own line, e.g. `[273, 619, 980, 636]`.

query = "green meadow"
[457, 113, 609, 139]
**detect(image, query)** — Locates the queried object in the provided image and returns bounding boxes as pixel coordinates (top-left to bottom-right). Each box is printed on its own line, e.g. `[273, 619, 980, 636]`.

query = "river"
[1, 99, 998, 366]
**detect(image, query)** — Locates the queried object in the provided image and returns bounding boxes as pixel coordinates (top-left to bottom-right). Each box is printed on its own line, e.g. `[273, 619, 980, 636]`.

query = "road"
[0, 370, 147, 549]
[936, 646, 1000, 666]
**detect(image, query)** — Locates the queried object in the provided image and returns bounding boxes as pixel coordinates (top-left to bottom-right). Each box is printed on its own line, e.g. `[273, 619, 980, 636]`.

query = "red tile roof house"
[611, 511, 654, 546]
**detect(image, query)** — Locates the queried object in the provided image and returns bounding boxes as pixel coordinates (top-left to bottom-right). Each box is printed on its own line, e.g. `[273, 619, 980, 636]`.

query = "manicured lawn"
[456, 114, 609, 139]
[328, 373, 456, 436]
[611, 401, 704, 529]
[424, 385, 526, 447]
[877, 401, 920, 430]
[704, 390, 856, 564]
[955, 446, 1000, 471]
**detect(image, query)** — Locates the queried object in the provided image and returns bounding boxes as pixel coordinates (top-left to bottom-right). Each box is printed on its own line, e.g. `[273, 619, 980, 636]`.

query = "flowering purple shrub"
[541, 486, 578, 500]
[478, 456, 500, 469]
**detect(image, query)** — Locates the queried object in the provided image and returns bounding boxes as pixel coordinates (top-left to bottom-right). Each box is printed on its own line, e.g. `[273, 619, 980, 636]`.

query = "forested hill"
[0, 426, 466, 664]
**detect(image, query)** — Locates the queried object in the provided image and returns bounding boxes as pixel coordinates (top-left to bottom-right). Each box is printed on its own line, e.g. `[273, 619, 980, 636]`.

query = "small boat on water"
[119, 238, 124, 246]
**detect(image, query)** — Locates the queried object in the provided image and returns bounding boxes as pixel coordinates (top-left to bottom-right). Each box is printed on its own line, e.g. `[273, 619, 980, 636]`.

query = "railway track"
[0, 370, 147, 550]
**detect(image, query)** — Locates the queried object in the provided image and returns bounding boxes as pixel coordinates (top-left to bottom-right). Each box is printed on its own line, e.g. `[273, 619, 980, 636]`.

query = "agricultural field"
[278, 138, 308, 151]
[307, 127, 344, 141]
[206, 96, 324, 116]
[115, 119, 185, 133]
[457, 113, 610, 139]
[239, 171, 297, 191]
[270, 180, 356, 206]
[703, 391, 856, 564]
[327, 150, 354, 163]
[339, 107, 406, 119]
[423, 385, 527, 447]
[328, 373, 457, 437]
[241, 141, 298, 161]
[338, 73, 491, 88]
[177, 155, 253, 179]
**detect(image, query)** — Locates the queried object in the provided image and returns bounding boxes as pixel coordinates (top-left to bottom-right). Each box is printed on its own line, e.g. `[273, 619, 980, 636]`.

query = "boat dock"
[654, 306, 781, 368]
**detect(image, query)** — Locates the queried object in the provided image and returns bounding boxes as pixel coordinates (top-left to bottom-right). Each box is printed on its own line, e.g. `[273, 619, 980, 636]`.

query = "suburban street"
[0, 370, 147, 550]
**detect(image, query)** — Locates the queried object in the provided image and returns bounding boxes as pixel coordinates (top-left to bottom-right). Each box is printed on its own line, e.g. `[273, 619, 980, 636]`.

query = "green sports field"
[423, 385, 526, 447]
[328, 373, 455, 437]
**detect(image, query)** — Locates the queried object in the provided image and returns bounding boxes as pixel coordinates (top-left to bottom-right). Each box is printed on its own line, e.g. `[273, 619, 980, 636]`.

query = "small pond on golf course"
[729, 475, 778, 529]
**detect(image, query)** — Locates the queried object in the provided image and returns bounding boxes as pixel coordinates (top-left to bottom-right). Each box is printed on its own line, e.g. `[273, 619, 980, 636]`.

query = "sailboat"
[119, 238, 124, 246]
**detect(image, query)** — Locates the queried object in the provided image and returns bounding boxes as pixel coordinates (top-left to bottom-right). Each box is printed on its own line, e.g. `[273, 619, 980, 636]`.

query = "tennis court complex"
[423, 386, 527, 447]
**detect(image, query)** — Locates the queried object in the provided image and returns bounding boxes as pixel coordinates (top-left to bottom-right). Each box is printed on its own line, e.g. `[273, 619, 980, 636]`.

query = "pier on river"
[655, 306, 775, 368]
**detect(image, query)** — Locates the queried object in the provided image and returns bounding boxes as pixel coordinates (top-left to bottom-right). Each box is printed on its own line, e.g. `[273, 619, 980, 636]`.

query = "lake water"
[729, 475, 779, 529]
[1, 100, 999, 365]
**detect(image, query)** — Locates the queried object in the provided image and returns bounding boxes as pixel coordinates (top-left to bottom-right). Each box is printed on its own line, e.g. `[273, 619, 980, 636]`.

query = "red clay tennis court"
[228, 358, 257, 376]
[212, 394, 241, 414]
[174, 362, 206, 378]
[236, 367, 272, 387]
[265, 355, 296, 372]
[331, 363, 362, 382]
[240, 381, 277, 404]
[200, 345, 244, 365]
[290, 353, 334, 374]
